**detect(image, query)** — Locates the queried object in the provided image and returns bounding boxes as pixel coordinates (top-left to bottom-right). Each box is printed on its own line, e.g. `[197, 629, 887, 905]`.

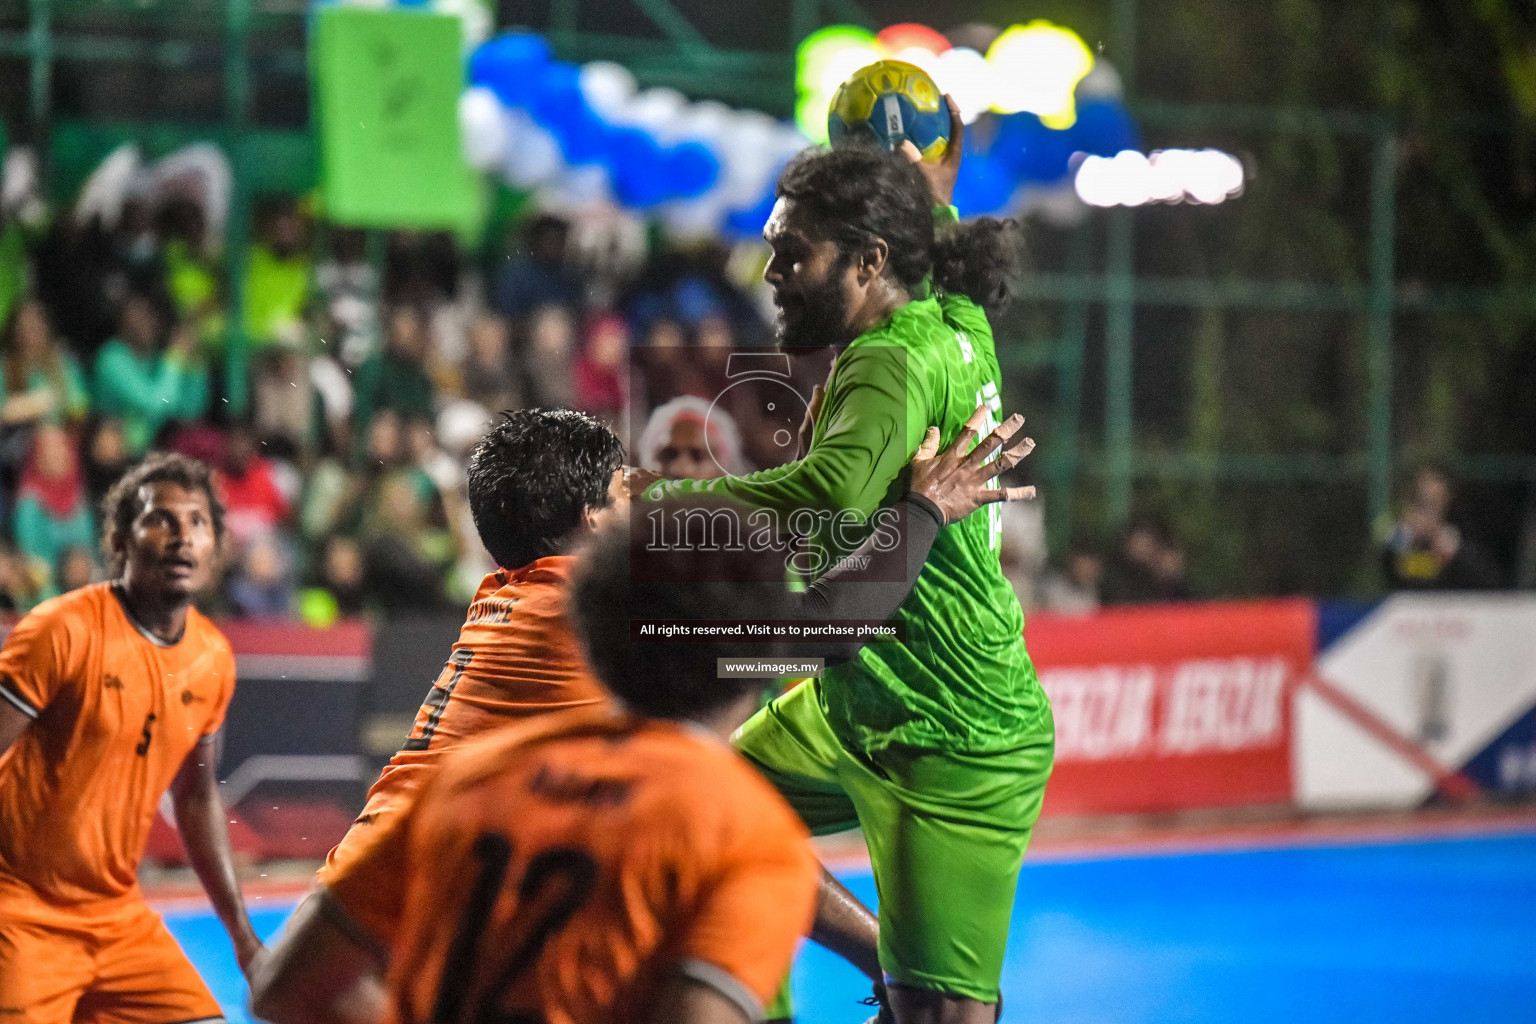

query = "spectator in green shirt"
[160, 200, 225, 351]
[351, 304, 435, 438]
[11, 423, 94, 595]
[92, 292, 209, 456]
[0, 215, 28, 333]
[244, 199, 312, 352]
[0, 298, 89, 428]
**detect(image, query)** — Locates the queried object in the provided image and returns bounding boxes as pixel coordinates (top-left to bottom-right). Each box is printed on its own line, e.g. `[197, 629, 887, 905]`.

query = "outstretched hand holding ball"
[899, 95, 965, 208]
[826, 58, 964, 206]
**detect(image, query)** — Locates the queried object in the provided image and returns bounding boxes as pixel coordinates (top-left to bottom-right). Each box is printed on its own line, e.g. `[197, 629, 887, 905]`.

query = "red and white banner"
[1027, 599, 1316, 815]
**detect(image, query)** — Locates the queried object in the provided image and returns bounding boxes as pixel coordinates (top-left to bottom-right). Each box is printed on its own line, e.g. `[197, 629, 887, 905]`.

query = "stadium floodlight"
[986, 21, 1094, 128]
[1074, 149, 1247, 207]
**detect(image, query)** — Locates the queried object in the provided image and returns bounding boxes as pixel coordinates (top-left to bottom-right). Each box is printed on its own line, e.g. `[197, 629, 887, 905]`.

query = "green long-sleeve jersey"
[650, 293, 1049, 754]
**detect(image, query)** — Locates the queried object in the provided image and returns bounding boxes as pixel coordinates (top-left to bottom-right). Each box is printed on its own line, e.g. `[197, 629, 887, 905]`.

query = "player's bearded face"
[764, 200, 858, 352]
[773, 259, 853, 352]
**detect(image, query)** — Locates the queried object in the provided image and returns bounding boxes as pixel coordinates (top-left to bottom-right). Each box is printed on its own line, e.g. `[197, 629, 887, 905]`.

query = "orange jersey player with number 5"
[0, 453, 264, 1024]
[252, 409, 630, 1024]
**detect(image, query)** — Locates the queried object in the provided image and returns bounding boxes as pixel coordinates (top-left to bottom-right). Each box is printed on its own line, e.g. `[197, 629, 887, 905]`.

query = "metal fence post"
[27, 0, 51, 135]
[1366, 123, 1397, 529]
[1103, 0, 1138, 530]
[1047, 226, 1093, 554]
[224, 0, 252, 415]
[1104, 207, 1136, 529]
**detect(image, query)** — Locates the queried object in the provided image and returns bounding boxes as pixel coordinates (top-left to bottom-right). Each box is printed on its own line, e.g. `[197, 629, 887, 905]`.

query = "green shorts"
[736, 679, 1054, 1003]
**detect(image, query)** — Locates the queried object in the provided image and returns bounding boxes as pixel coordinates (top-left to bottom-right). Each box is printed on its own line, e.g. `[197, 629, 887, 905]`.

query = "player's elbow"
[253, 893, 390, 1024]
[248, 950, 296, 1023]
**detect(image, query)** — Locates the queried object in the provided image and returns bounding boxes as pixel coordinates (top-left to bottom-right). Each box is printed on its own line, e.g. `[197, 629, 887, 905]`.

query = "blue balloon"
[663, 141, 721, 200]
[528, 62, 582, 125]
[1068, 99, 1140, 156]
[952, 152, 1014, 217]
[525, 63, 610, 165]
[468, 32, 552, 107]
[723, 173, 781, 239]
[991, 112, 1077, 182]
[609, 127, 668, 207]
[559, 105, 610, 165]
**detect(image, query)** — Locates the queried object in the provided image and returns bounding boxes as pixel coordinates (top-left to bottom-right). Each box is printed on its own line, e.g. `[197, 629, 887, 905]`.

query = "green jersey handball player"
[637, 100, 1054, 1024]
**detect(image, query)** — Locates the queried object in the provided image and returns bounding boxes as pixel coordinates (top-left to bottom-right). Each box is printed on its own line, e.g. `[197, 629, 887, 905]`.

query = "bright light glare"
[796, 25, 878, 94]
[875, 23, 950, 56]
[792, 27, 882, 143]
[819, 45, 883, 95]
[934, 47, 993, 124]
[1074, 149, 1246, 207]
[986, 21, 1094, 127]
[888, 46, 942, 79]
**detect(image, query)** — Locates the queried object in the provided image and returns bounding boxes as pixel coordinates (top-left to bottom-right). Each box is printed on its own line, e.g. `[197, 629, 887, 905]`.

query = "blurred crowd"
[0, 185, 1504, 621]
[0, 189, 790, 620]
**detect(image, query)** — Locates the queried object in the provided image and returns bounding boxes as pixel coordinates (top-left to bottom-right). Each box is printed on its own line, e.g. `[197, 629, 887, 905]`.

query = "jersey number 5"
[135, 712, 157, 756]
[432, 831, 598, 1024]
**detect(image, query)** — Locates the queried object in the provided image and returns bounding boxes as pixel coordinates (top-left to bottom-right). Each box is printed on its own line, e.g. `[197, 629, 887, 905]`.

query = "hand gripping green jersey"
[650, 293, 1049, 754]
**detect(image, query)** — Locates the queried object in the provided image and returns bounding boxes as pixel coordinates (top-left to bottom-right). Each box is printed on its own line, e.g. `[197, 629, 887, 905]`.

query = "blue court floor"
[167, 828, 1536, 1024]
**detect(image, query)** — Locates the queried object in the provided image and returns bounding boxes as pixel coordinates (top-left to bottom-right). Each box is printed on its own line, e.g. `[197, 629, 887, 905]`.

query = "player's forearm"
[808, 867, 882, 982]
[795, 495, 941, 623]
[171, 760, 258, 950]
[652, 449, 868, 517]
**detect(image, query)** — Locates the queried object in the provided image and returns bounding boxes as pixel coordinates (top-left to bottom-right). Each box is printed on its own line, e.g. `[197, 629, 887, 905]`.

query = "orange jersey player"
[348, 423, 1037, 1024]
[0, 453, 264, 1024]
[381, 505, 824, 1024]
[253, 409, 629, 1024]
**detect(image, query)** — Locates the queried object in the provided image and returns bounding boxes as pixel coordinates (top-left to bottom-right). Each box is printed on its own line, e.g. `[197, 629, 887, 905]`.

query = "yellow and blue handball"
[827, 59, 949, 161]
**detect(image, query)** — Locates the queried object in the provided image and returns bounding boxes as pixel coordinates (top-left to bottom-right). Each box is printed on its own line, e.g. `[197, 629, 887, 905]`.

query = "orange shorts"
[0, 897, 223, 1024]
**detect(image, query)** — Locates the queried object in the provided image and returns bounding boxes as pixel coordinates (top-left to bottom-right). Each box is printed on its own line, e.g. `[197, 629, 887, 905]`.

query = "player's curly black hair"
[570, 499, 798, 721]
[775, 146, 1023, 310]
[101, 452, 226, 573]
[466, 408, 626, 571]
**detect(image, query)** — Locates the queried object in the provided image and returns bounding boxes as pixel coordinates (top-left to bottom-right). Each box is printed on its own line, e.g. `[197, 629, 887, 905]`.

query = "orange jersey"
[0, 582, 236, 909]
[372, 709, 817, 1024]
[318, 557, 610, 941]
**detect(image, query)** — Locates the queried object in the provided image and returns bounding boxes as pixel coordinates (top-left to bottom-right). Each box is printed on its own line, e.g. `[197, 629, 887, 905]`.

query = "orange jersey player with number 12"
[380, 506, 823, 1024]
[379, 417, 1040, 1024]
[252, 409, 630, 1024]
[0, 453, 265, 1024]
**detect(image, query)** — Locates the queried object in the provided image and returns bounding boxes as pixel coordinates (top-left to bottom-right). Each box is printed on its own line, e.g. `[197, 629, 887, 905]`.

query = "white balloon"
[718, 116, 776, 162]
[501, 107, 564, 188]
[675, 100, 733, 145]
[433, 0, 491, 48]
[714, 152, 774, 208]
[659, 195, 728, 239]
[625, 88, 692, 144]
[771, 125, 811, 160]
[459, 87, 508, 170]
[579, 61, 637, 121]
[549, 164, 612, 206]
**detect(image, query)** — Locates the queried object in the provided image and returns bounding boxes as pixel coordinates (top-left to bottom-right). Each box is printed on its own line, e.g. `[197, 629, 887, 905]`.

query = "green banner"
[312, 6, 475, 229]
